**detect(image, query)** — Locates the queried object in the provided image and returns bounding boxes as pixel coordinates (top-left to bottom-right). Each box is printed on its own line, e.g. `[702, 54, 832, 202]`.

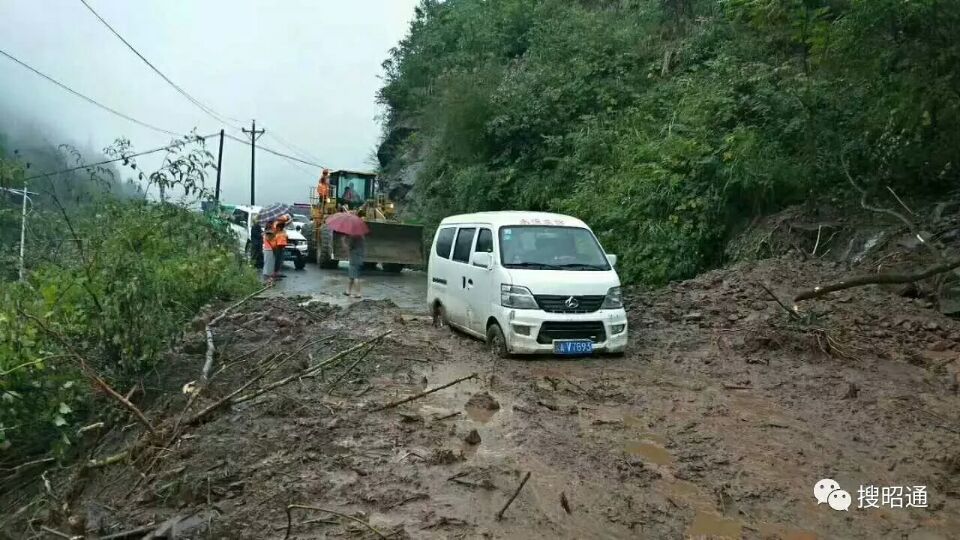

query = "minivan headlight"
[501, 284, 538, 309]
[601, 286, 623, 309]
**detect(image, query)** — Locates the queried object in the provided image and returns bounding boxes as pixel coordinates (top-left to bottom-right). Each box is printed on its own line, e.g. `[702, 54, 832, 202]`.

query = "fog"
[0, 0, 419, 205]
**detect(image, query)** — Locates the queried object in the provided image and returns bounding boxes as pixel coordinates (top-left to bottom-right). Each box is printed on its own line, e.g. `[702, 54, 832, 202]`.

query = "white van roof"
[438, 211, 589, 229]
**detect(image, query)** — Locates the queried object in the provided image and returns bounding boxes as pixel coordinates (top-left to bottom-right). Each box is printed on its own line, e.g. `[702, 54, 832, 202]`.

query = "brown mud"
[4, 253, 960, 539]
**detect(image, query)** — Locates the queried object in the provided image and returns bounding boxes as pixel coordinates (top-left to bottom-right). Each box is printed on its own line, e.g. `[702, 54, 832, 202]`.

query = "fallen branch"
[325, 338, 382, 393]
[19, 310, 156, 435]
[232, 332, 391, 407]
[886, 186, 916, 217]
[372, 373, 478, 412]
[214, 336, 275, 372]
[186, 354, 285, 426]
[100, 523, 158, 540]
[842, 154, 949, 269]
[496, 471, 532, 521]
[810, 225, 822, 257]
[201, 284, 272, 383]
[87, 371, 156, 436]
[0, 457, 55, 476]
[39, 525, 79, 539]
[284, 505, 387, 540]
[758, 282, 801, 319]
[795, 256, 960, 301]
[202, 327, 216, 384]
[87, 450, 130, 469]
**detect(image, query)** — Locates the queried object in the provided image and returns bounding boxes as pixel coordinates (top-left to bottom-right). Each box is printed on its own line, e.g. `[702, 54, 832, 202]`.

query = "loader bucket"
[333, 221, 424, 266]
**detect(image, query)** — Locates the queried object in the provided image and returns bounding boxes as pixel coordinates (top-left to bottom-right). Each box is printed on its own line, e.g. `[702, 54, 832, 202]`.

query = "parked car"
[227, 205, 309, 270]
[426, 211, 627, 357]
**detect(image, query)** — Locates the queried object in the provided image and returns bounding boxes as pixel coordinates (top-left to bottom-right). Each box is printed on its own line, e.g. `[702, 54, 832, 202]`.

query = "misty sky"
[0, 0, 419, 205]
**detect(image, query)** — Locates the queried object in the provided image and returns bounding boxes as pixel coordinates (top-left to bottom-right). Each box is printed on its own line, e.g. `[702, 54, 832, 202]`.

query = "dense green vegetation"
[0, 137, 257, 460]
[378, 0, 960, 283]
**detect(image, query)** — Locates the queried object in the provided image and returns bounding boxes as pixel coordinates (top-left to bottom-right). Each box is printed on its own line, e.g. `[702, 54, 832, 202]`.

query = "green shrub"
[0, 201, 258, 458]
[379, 0, 960, 284]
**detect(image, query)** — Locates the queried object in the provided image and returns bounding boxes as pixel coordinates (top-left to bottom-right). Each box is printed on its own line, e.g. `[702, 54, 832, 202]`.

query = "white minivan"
[426, 211, 627, 357]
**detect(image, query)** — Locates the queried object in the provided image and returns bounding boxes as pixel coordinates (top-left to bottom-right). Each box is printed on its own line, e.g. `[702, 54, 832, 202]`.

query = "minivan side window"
[435, 228, 456, 259]
[475, 228, 493, 253]
[452, 228, 476, 263]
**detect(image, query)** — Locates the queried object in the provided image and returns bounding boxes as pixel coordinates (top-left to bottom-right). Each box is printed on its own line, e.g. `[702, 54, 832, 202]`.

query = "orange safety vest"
[317, 181, 330, 199]
[274, 229, 288, 248]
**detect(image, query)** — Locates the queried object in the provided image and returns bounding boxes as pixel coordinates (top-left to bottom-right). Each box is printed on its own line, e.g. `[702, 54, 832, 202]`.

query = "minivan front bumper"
[497, 307, 628, 355]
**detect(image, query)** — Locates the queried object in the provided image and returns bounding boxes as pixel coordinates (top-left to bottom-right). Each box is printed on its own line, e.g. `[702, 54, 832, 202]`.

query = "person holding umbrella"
[261, 221, 276, 282]
[258, 203, 293, 281]
[325, 211, 370, 299]
[342, 232, 365, 298]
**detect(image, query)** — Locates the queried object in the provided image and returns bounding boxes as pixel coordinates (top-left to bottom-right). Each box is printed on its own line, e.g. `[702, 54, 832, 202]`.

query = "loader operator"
[316, 169, 331, 201]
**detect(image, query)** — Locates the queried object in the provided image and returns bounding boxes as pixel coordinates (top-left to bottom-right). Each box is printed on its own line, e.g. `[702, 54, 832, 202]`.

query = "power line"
[24, 133, 219, 181]
[266, 132, 326, 167]
[224, 134, 326, 169]
[0, 47, 179, 137]
[78, 0, 243, 129]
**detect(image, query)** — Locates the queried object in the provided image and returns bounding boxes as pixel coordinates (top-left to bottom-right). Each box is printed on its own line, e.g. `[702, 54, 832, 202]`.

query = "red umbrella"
[325, 212, 370, 236]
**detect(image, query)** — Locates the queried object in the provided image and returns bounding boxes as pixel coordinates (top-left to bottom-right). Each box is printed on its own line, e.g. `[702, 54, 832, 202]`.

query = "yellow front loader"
[309, 170, 424, 272]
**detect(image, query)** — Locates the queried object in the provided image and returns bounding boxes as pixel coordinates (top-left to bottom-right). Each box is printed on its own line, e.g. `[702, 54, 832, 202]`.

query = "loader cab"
[329, 170, 377, 210]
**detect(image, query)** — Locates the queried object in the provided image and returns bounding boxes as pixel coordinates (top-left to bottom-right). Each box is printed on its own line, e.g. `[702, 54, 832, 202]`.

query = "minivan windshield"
[499, 226, 611, 271]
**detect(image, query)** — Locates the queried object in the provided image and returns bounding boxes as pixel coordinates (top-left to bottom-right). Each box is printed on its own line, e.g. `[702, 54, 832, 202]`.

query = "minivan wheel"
[486, 323, 510, 359]
[433, 304, 450, 329]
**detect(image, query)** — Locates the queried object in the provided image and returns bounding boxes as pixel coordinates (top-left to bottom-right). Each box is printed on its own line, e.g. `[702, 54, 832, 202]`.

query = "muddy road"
[4, 255, 960, 539]
[263, 262, 427, 311]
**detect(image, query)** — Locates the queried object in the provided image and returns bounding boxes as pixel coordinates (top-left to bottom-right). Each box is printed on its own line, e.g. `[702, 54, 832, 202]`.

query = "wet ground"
[4, 255, 960, 539]
[264, 261, 427, 312]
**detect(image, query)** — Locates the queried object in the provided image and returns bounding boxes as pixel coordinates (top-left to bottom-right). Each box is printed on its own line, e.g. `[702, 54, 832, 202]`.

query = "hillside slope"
[377, 0, 960, 284]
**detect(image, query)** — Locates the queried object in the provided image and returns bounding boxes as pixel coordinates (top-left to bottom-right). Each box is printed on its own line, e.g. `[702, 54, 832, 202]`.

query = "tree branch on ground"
[794, 256, 960, 301]
[201, 283, 272, 383]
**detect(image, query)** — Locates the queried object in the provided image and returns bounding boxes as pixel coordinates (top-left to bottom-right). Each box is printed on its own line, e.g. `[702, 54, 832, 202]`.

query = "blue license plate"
[553, 340, 594, 355]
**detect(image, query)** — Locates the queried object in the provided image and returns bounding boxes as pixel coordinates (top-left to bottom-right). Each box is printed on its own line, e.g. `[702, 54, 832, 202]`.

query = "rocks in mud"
[683, 311, 704, 322]
[465, 391, 500, 412]
[399, 412, 422, 423]
[181, 333, 207, 355]
[464, 429, 482, 445]
[429, 448, 465, 465]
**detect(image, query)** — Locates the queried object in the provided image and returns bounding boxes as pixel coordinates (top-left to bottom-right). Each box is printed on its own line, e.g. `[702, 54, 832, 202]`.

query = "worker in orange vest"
[262, 221, 277, 282]
[316, 169, 331, 201]
[272, 215, 290, 276]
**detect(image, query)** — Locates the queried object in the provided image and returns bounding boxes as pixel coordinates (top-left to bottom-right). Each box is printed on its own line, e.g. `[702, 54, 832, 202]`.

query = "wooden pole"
[214, 129, 224, 202]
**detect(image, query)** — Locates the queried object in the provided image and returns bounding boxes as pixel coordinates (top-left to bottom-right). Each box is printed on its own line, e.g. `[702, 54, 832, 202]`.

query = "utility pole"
[241, 120, 265, 205]
[1, 185, 35, 282]
[18, 184, 29, 282]
[214, 129, 224, 202]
